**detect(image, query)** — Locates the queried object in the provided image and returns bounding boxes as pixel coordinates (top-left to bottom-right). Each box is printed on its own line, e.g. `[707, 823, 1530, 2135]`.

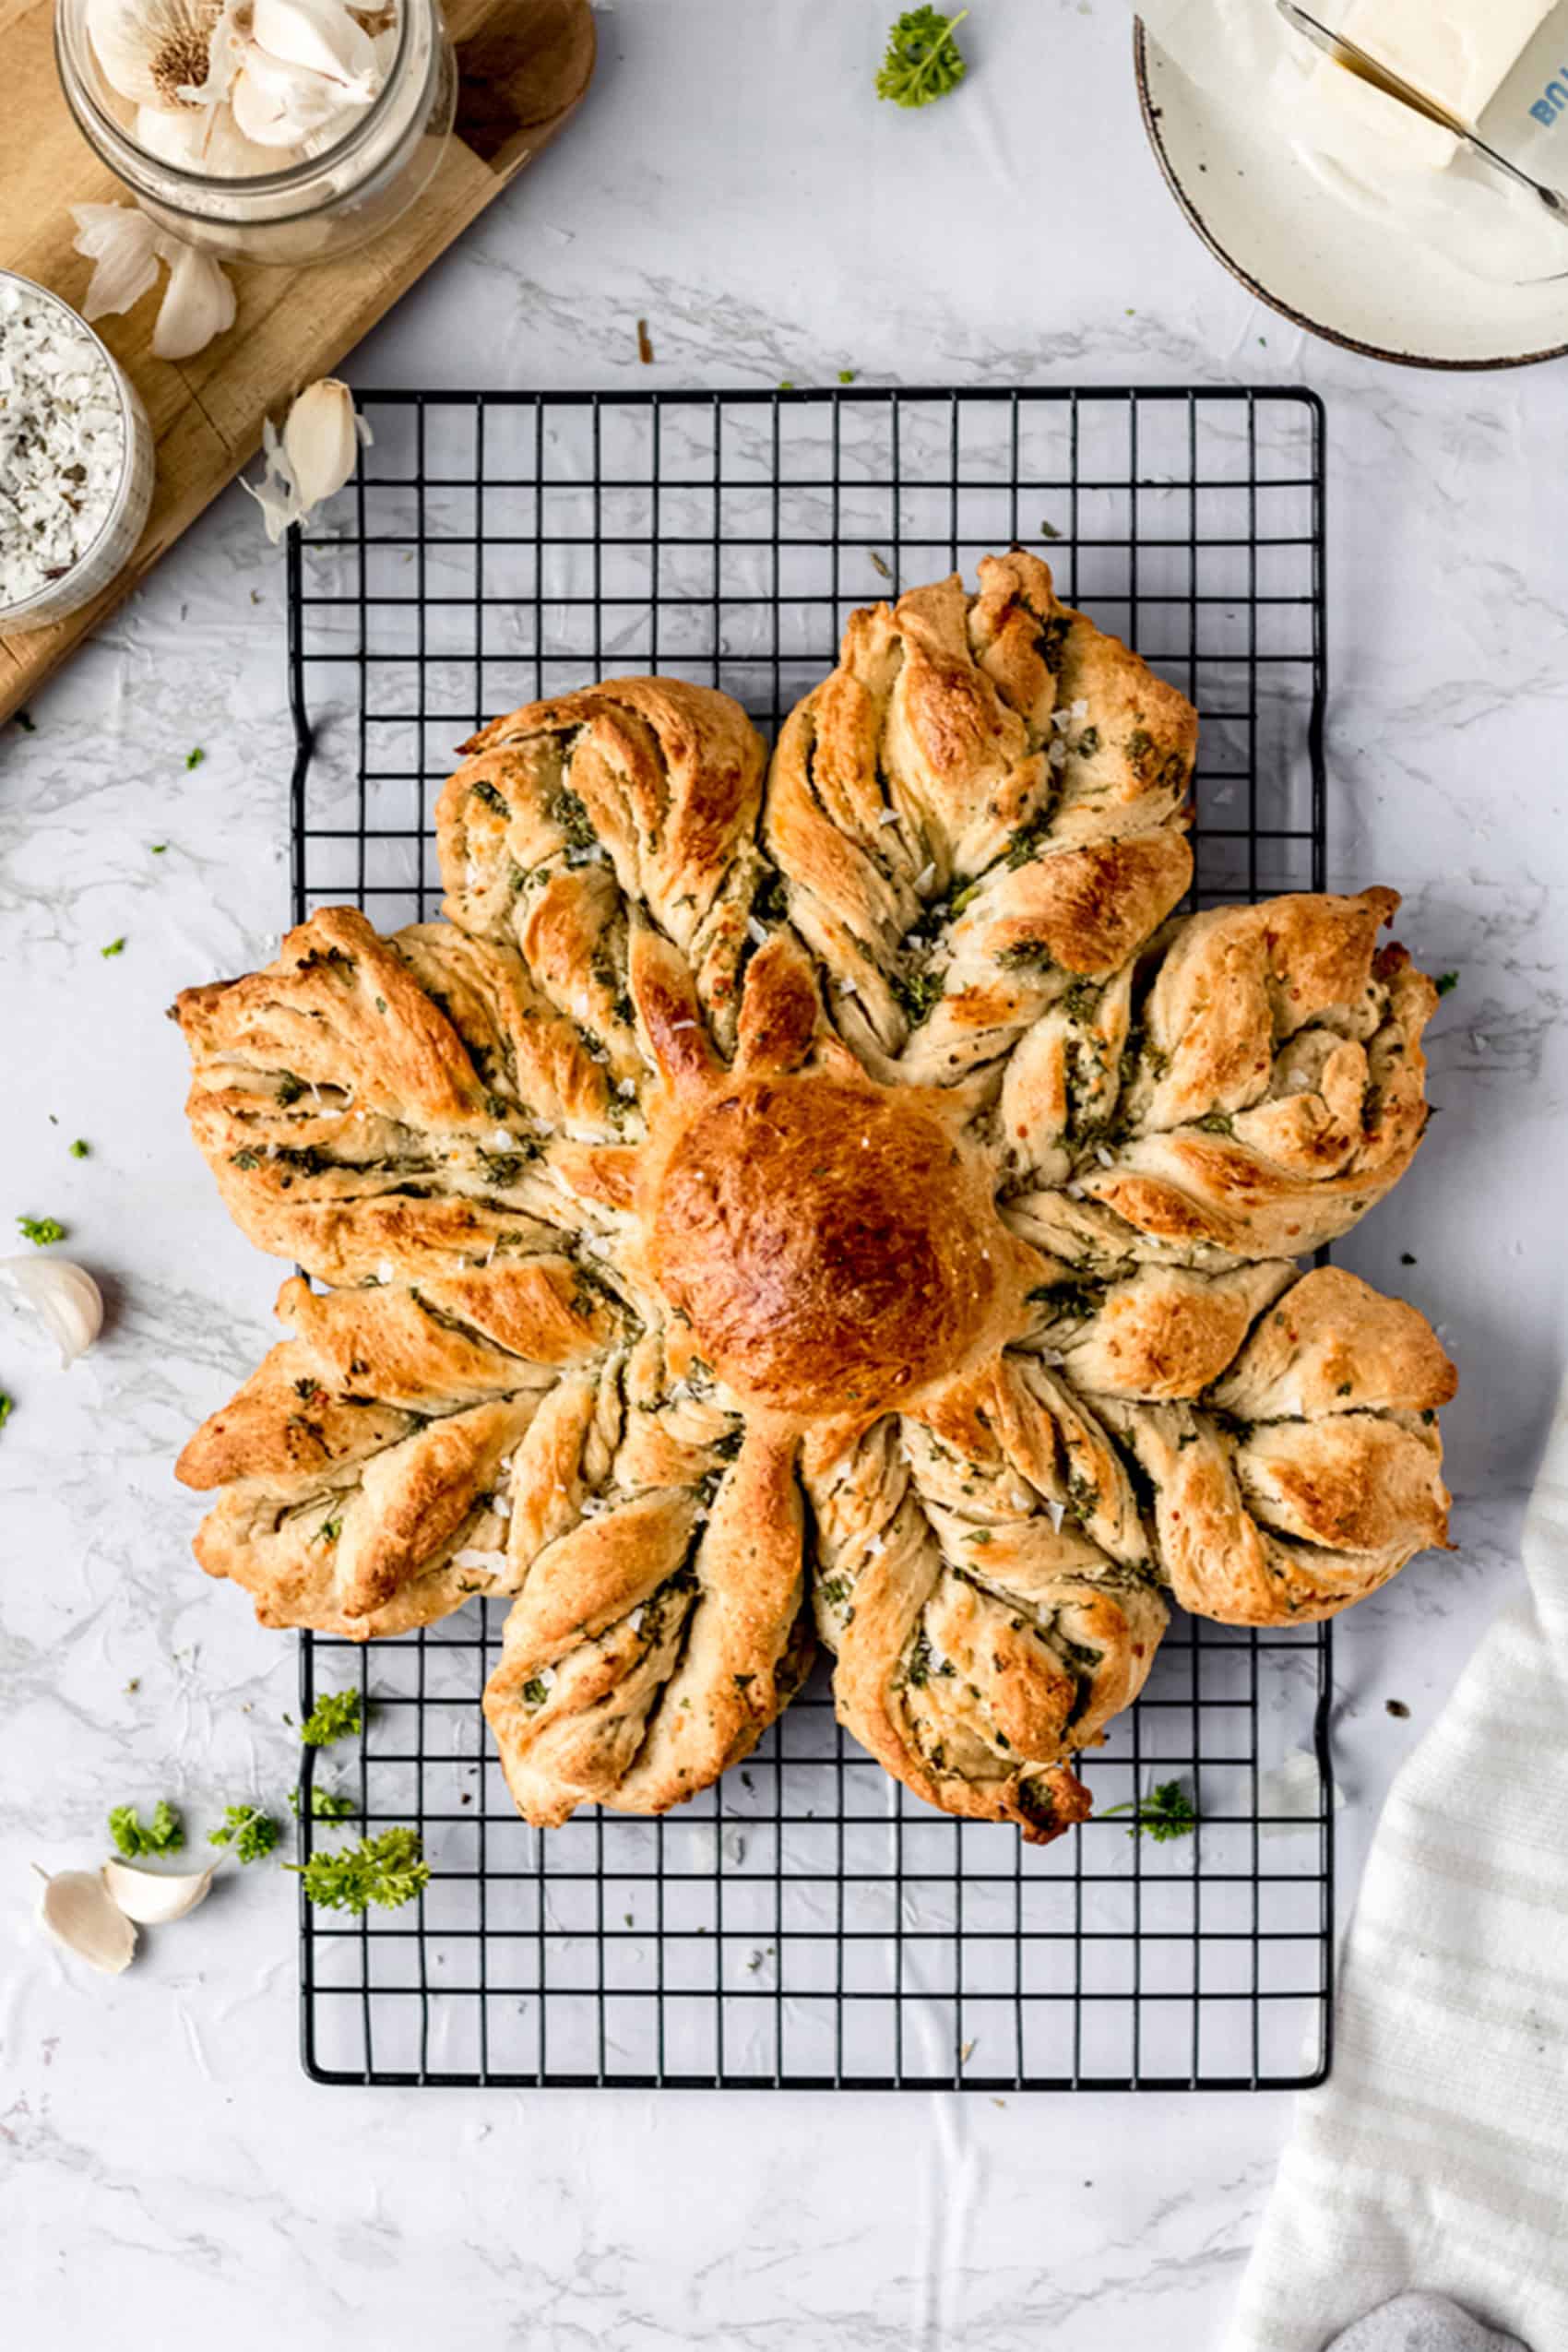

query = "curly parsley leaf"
[875, 7, 968, 107]
[299, 1687, 364, 1748]
[108, 1799, 185, 1859]
[208, 1803, 280, 1863]
[18, 1214, 66, 1246]
[1097, 1779, 1197, 1844]
[288, 1826, 430, 1916]
[288, 1784, 359, 1821]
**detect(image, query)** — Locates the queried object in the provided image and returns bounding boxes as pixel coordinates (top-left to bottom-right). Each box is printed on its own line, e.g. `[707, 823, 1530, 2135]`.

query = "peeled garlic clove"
[35, 1866, 137, 1974]
[149, 233, 236, 361]
[0, 1256, 104, 1369]
[282, 377, 365, 511]
[86, 0, 223, 109]
[101, 1858, 215, 1925]
[197, 100, 280, 174]
[133, 101, 207, 163]
[69, 201, 161, 324]
[250, 0, 377, 88]
[230, 43, 357, 142]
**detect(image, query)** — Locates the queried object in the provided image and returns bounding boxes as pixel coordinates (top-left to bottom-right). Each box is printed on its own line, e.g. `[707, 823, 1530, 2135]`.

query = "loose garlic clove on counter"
[101, 1858, 216, 1925]
[283, 377, 366, 510]
[34, 1867, 138, 1975]
[150, 234, 237, 361]
[0, 1257, 104, 1369]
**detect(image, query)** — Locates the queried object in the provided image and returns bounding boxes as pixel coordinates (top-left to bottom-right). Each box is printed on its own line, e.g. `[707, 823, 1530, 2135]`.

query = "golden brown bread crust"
[484, 1425, 810, 1825]
[1077, 891, 1436, 1256]
[172, 561, 1455, 1841]
[762, 552, 1196, 1083]
[1093, 1266, 1455, 1624]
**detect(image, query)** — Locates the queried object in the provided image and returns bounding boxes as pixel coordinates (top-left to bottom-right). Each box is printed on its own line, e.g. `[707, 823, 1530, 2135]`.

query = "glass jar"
[53, 0, 457, 267]
[0, 270, 156, 636]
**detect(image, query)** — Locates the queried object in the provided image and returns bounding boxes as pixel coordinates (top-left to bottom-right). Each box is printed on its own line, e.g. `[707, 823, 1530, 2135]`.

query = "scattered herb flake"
[1097, 1779, 1196, 1844]
[18, 1214, 65, 1245]
[838, 368, 857, 384]
[1434, 971, 1458, 996]
[185, 747, 205, 770]
[101, 937, 125, 958]
[68, 1138, 89, 1158]
[0, 1394, 11, 1431]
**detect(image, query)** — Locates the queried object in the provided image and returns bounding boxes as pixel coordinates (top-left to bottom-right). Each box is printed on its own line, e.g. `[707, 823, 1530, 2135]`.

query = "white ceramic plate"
[1134, 21, 1568, 370]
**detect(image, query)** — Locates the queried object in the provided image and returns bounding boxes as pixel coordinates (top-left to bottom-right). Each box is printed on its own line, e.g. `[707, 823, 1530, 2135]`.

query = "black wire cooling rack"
[286, 386, 1334, 2092]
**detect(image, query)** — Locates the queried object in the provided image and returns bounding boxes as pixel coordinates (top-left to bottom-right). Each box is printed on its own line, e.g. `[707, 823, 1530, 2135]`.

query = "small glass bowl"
[53, 0, 457, 267]
[0, 272, 156, 638]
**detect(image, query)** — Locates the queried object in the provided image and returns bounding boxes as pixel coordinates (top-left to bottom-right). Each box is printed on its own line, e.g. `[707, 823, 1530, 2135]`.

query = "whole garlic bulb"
[86, 0, 224, 110]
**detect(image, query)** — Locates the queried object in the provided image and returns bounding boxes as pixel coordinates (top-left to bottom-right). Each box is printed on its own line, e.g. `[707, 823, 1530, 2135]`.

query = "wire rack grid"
[287, 385, 1334, 2093]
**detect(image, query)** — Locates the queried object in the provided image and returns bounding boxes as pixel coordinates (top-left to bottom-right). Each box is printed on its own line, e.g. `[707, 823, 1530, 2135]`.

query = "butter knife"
[1276, 0, 1568, 225]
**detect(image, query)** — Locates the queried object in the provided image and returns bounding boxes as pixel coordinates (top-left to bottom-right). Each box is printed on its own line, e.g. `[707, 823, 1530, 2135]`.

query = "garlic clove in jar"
[86, 0, 223, 110]
[229, 42, 361, 145]
[35, 1866, 137, 1974]
[250, 0, 379, 89]
[101, 1858, 216, 1925]
[133, 100, 208, 162]
[0, 1255, 104, 1369]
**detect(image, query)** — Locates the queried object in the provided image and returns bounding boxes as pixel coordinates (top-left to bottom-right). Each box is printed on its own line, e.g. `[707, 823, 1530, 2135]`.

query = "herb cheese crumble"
[0, 279, 127, 612]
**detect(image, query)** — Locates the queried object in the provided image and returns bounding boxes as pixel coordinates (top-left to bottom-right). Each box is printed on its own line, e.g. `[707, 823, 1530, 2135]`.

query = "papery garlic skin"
[35, 1867, 138, 1974]
[101, 1858, 216, 1924]
[0, 1255, 104, 1369]
[87, 0, 223, 108]
[70, 201, 161, 323]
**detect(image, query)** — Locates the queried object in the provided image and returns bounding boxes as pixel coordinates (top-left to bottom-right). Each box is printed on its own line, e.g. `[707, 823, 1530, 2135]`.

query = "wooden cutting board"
[0, 0, 595, 721]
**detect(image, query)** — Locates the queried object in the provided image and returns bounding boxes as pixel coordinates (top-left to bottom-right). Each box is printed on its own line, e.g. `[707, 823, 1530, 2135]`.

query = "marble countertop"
[5, 4, 1566, 2345]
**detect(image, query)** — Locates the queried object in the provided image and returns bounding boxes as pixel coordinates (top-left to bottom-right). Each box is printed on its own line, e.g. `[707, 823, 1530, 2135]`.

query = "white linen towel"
[1227, 1379, 1568, 2352]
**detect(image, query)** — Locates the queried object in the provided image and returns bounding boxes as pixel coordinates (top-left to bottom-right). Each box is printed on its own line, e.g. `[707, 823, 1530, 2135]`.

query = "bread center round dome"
[648, 1075, 1006, 1417]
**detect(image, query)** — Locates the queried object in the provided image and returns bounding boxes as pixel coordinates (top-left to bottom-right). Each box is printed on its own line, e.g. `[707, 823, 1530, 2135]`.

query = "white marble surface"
[4, 4, 1567, 2346]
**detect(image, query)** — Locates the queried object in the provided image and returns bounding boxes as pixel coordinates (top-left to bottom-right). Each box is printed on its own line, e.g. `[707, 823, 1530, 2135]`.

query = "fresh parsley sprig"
[18, 1213, 66, 1246]
[1097, 1779, 1197, 1844]
[875, 7, 968, 107]
[288, 1784, 359, 1821]
[209, 1803, 280, 1863]
[108, 1799, 184, 1859]
[288, 1826, 430, 1915]
[299, 1688, 363, 1748]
